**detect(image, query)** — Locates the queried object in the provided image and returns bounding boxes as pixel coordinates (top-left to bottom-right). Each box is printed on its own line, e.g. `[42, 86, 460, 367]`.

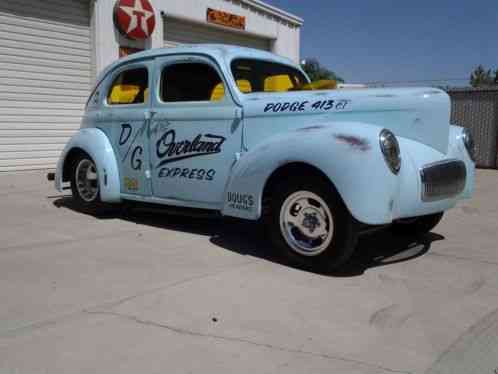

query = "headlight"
[379, 129, 401, 174]
[461, 128, 475, 162]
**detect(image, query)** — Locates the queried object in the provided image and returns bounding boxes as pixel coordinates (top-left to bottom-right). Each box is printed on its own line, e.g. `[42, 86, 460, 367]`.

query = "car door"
[101, 61, 153, 196]
[149, 55, 243, 206]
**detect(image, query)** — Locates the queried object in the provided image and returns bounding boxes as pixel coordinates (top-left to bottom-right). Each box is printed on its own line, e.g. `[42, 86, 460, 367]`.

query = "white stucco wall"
[91, 0, 301, 75]
[273, 21, 300, 63]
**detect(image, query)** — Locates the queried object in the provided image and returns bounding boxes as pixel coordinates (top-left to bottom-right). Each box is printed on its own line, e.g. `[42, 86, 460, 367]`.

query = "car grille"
[420, 160, 466, 202]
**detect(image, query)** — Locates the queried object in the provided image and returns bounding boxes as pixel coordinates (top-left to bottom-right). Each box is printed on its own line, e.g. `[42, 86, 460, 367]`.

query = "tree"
[301, 58, 344, 83]
[494, 69, 498, 84]
[470, 65, 494, 87]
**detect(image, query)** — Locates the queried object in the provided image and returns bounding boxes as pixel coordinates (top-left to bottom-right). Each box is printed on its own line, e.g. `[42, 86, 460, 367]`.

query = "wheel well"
[262, 162, 335, 207]
[62, 148, 86, 182]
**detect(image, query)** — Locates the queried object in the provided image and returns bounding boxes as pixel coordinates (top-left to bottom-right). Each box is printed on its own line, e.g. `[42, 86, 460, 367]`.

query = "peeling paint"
[297, 125, 326, 132]
[258, 145, 270, 152]
[334, 134, 371, 151]
[370, 94, 396, 98]
[422, 90, 442, 95]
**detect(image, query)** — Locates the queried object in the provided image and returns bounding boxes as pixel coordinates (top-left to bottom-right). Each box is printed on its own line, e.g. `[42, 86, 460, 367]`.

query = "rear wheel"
[267, 177, 358, 273]
[391, 212, 444, 236]
[70, 152, 102, 212]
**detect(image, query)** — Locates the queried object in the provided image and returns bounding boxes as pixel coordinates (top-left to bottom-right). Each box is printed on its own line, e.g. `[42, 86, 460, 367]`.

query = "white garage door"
[164, 17, 271, 51]
[0, 0, 91, 172]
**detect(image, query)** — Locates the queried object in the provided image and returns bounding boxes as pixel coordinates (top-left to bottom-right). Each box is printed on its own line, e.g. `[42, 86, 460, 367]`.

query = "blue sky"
[264, 0, 497, 86]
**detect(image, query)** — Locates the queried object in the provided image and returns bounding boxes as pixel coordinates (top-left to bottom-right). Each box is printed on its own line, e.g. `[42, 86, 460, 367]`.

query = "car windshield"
[230, 59, 309, 94]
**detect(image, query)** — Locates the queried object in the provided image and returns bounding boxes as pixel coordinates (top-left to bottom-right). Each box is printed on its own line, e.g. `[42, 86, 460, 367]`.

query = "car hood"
[241, 87, 451, 153]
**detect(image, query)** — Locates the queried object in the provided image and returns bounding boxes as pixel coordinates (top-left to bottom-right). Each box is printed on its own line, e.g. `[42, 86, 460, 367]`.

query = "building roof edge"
[240, 0, 303, 26]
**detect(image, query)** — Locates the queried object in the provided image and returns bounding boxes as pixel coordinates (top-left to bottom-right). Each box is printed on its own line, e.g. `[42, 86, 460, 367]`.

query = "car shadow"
[52, 196, 445, 277]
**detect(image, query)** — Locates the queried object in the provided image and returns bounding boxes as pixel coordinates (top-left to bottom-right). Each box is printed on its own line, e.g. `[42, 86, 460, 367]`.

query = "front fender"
[55, 128, 121, 203]
[222, 122, 397, 224]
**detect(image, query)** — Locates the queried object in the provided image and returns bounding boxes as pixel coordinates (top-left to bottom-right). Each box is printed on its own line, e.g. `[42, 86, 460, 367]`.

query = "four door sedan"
[50, 45, 475, 272]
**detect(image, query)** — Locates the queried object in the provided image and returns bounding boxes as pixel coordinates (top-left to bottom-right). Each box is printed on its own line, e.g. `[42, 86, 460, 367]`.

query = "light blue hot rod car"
[51, 45, 475, 272]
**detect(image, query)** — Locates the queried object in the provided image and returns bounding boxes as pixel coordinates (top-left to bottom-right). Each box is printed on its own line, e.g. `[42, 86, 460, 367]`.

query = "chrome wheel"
[75, 159, 99, 202]
[279, 191, 334, 256]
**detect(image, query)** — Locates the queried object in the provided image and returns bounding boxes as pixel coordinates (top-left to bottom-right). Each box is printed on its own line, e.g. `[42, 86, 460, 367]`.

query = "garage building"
[0, 0, 302, 172]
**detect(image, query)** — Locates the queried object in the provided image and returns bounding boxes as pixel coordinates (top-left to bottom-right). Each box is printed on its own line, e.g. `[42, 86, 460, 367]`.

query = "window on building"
[107, 68, 149, 105]
[161, 63, 225, 102]
[231, 59, 308, 93]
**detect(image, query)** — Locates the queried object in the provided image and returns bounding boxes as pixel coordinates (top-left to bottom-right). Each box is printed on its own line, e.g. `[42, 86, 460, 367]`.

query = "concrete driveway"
[1, 170, 497, 374]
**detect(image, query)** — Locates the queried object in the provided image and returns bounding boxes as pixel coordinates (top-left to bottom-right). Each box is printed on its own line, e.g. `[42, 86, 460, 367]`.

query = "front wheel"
[267, 177, 358, 273]
[70, 152, 102, 212]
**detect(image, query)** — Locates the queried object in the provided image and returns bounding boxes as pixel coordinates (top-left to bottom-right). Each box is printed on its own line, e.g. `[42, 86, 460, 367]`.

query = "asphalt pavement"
[0, 170, 497, 374]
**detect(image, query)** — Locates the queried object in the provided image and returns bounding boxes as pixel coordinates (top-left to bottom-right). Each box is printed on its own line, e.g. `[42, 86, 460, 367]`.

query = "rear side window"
[161, 63, 225, 102]
[107, 67, 148, 105]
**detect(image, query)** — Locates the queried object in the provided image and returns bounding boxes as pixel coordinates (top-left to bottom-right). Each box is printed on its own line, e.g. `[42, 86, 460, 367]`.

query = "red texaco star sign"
[114, 0, 156, 40]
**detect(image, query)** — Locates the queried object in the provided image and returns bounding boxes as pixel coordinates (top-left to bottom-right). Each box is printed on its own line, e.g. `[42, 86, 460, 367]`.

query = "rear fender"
[222, 122, 398, 224]
[55, 128, 121, 203]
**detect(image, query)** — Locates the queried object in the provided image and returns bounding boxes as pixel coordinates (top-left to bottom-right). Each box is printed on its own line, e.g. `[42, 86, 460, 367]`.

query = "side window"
[107, 67, 148, 105]
[161, 63, 225, 102]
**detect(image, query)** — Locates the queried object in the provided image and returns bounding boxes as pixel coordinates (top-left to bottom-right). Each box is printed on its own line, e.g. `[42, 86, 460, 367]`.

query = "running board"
[124, 201, 222, 219]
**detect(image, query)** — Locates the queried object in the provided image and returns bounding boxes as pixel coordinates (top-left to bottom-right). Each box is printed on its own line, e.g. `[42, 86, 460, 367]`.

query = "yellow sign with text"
[124, 177, 139, 191]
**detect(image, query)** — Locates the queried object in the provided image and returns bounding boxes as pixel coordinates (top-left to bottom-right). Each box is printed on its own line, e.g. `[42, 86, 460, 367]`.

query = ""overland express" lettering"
[156, 130, 226, 168]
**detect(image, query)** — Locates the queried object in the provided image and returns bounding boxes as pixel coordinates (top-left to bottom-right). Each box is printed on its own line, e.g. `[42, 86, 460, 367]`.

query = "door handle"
[145, 110, 158, 137]
[149, 121, 160, 136]
[144, 110, 156, 120]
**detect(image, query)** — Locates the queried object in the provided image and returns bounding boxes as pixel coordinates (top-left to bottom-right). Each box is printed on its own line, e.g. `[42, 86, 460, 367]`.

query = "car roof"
[97, 44, 297, 83]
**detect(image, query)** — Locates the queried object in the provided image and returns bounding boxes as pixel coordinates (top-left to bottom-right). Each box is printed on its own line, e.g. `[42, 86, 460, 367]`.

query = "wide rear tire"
[70, 152, 103, 213]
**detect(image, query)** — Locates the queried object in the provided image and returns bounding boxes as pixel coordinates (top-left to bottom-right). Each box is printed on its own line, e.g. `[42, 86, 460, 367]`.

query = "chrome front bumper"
[420, 159, 467, 202]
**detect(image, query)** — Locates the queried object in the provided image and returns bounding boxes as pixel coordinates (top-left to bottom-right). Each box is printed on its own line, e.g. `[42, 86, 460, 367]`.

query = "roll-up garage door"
[164, 16, 271, 51]
[0, 0, 91, 172]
